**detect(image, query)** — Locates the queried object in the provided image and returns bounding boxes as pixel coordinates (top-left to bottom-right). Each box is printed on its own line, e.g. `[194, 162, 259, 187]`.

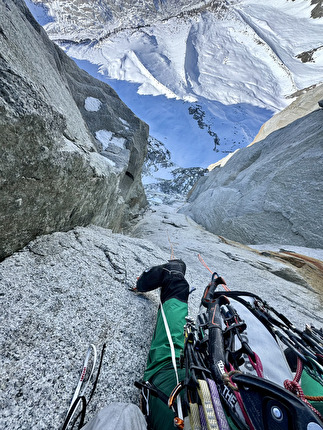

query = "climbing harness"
[185, 256, 323, 429]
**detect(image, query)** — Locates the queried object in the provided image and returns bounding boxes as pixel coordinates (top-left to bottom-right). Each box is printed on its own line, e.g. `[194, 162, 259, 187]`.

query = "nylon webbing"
[160, 301, 184, 422]
[198, 379, 219, 430]
[189, 403, 201, 429]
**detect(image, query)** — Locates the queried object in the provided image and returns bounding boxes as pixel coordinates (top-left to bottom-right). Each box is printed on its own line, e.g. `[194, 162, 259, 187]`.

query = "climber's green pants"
[144, 298, 188, 430]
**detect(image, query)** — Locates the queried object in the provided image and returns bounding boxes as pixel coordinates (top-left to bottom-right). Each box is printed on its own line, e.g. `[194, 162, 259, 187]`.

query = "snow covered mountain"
[26, 0, 323, 168]
[143, 136, 207, 204]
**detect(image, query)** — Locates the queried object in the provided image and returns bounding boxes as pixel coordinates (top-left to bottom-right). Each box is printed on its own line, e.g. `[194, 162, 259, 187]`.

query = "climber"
[132, 261, 323, 430]
[80, 259, 190, 430]
[135, 259, 190, 430]
[67, 260, 323, 430]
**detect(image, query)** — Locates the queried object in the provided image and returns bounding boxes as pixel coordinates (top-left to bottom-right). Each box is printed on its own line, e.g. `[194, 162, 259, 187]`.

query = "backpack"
[138, 272, 323, 430]
[178, 273, 323, 429]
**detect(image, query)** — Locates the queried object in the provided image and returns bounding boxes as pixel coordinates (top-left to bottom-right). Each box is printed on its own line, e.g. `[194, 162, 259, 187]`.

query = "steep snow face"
[26, 0, 323, 167]
[30, 0, 323, 107]
[27, 0, 215, 36]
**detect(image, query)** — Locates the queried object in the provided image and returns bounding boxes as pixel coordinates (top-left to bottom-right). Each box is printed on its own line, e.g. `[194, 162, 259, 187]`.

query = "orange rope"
[167, 231, 175, 260]
[198, 254, 230, 292]
[198, 254, 213, 274]
[220, 282, 230, 292]
[306, 395, 323, 401]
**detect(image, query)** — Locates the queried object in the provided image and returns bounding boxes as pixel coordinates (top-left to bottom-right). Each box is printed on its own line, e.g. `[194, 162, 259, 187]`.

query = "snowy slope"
[26, 0, 323, 167]
[29, 0, 323, 106]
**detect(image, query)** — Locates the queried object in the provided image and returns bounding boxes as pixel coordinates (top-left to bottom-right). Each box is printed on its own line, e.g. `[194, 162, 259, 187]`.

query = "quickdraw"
[62, 343, 106, 430]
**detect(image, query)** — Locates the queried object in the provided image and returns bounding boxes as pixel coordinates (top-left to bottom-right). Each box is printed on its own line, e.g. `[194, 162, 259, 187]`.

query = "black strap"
[62, 395, 86, 430]
[62, 344, 106, 430]
[232, 373, 323, 430]
[134, 380, 170, 406]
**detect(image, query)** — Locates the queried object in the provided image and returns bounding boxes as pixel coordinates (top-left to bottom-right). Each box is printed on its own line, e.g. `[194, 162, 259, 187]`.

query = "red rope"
[198, 254, 230, 292]
[226, 364, 255, 430]
[247, 352, 264, 378]
[284, 357, 323, 421]
[167, 231, 175, 260]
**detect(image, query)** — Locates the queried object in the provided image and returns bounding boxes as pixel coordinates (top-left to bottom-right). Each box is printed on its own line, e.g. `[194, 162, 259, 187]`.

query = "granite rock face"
[252, 84, 323, 144]
[1, 207, 322, 429]
[0, 0, 148, 260]
[181, 89, 323, 248]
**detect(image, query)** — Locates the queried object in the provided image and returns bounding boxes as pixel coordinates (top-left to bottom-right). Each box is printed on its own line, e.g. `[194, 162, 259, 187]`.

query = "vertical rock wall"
[181, 88, 323, 248]
[0, 0, 148, 260]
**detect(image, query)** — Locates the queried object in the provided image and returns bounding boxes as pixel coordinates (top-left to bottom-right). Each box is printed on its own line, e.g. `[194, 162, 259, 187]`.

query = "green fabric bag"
[302, 366, 323, 415]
